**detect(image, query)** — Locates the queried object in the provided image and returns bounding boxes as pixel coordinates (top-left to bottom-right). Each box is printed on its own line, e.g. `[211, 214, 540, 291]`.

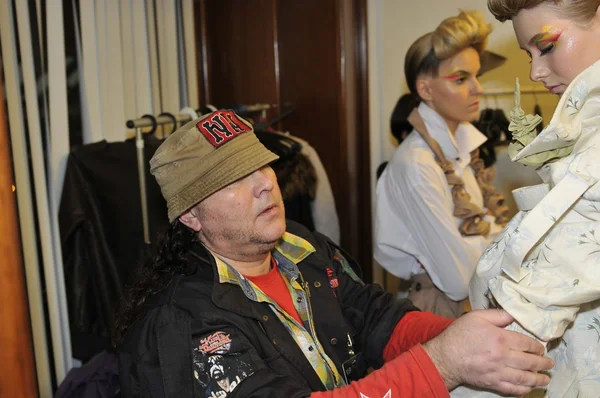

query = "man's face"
[208, 355, 226, 380]
[185, 166, 286, 260]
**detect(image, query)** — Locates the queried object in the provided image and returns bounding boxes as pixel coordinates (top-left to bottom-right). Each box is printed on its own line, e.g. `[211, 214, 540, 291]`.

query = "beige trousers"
[408, 272, 466, 318]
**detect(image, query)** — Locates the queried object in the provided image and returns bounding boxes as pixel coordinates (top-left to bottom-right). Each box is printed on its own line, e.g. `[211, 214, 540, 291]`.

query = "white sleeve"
[391, 161, 488, 300]
[488, 169, 600, 341]
[302, 142, 341, 244]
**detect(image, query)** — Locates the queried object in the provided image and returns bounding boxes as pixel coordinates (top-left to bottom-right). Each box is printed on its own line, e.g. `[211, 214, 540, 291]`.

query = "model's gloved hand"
[423, 309, 553, 396]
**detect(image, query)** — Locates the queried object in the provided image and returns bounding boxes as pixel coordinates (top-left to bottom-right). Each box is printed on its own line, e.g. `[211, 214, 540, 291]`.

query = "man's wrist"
[422, 338, 460, 391]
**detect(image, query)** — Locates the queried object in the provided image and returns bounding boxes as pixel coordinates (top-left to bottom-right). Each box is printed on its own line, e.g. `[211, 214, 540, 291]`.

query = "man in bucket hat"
[115, 110, 552, 397]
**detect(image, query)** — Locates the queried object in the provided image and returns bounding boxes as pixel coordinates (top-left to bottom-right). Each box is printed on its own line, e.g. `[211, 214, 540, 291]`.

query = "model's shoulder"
[387, 144, 438, 176]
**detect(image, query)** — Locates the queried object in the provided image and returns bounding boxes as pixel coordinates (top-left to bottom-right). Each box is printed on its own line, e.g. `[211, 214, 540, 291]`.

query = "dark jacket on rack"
[59, 136, 170, 361]
[118, 221, 417, 397]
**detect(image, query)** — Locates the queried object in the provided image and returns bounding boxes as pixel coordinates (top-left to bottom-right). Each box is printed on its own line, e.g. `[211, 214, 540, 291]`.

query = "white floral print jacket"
[456, 61, 600, 397]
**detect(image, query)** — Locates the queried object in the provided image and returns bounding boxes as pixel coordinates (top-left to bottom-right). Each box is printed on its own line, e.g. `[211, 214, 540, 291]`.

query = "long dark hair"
[390, 93, 420, 144]
[112, 220, 198, 347]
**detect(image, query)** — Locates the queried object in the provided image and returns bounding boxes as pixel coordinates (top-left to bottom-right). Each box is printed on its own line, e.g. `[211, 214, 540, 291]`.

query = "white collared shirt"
[374, 102, 500, 300]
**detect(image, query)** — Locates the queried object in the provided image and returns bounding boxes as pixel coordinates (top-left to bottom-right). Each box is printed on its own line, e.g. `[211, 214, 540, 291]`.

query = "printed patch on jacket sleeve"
[333, 249, 364, 285]
[192, 330, 255, 397]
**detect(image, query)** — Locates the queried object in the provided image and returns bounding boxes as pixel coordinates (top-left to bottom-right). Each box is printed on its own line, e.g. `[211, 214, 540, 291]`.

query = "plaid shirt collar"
[210, 232, 315, 287]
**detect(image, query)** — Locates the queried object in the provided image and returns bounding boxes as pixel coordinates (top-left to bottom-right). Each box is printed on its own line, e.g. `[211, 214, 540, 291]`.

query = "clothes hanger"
[158, 112, 178, 138]
[179, 107, 198, 121]
[140, 114, 158, 135]
[253, 105, 297, 132]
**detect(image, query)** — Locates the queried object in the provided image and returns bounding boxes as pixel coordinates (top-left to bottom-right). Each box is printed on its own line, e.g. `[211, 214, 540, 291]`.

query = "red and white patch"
[196, 110, 252, 147]
[326, 267, 339, 292]
[198, 331, 232, 354]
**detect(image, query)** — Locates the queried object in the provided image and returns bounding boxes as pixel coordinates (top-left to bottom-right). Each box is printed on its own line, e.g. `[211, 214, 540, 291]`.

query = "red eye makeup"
[442, 70, 469, 82]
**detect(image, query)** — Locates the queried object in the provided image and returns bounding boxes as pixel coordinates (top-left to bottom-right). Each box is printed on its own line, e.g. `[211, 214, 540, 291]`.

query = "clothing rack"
[125, 103, 272, 129]
[126, 113, 190, 129]
[125, 103, 275, 244]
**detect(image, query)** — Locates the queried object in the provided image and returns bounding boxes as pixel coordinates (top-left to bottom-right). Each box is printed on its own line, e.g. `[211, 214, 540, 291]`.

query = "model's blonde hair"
[488, 0, 600, 24]
[404, 11, 492, 98]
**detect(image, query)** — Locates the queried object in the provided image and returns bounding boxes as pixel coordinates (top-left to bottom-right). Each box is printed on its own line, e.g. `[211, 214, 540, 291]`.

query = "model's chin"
[467, 108, 480, 121]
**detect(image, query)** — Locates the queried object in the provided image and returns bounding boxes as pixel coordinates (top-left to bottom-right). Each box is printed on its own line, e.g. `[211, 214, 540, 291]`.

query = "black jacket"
[59, 137, 170, 360]
[118, 221, 417, 397]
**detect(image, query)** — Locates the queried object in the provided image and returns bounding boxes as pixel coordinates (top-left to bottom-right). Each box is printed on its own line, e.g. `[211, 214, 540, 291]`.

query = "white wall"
[368, 0, 559, 282]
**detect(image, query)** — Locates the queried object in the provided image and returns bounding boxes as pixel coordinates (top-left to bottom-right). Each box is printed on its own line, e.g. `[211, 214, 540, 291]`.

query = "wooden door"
[0, 61, 39, 398]
[195, 0, 373, 281]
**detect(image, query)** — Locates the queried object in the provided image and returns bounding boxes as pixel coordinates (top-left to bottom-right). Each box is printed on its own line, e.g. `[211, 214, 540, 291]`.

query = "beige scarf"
[408, 109, 509, 236]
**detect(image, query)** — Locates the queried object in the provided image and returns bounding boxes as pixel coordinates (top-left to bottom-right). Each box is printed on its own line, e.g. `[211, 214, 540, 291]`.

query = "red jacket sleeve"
[309, 312, 454, 398]
[310, 345, 449, 398]
[383, 311, 455, 362]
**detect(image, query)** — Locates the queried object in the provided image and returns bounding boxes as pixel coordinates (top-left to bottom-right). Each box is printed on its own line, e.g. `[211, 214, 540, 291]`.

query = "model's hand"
[423, 309, 553, 395]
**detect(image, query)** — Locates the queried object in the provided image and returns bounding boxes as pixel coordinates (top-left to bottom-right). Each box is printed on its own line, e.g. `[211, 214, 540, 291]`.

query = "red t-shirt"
[245, 258, 303, 324]
[247, 259, 453, 397]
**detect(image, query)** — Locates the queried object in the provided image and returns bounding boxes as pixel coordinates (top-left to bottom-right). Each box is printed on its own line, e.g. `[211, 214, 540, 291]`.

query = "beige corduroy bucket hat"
[150, 110, 279, 222]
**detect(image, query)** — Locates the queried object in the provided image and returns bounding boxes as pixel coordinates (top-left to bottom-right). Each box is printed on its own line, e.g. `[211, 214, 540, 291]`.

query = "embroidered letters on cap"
[196, 110, 252, 147]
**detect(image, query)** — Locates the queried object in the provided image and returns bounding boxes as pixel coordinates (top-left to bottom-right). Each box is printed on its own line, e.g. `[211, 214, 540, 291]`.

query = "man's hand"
[423, 309, 553, 395]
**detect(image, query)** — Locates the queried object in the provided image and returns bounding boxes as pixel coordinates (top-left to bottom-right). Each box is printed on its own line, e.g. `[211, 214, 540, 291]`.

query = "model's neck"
[421, 101, 459, 135]
[446, 120, 459, 135]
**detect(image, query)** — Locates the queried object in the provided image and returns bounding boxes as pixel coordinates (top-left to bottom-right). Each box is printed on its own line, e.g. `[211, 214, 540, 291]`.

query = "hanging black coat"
[59, 136, 170, 361]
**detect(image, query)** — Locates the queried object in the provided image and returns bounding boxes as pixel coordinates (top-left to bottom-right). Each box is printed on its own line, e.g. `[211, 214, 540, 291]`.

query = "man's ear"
[179, 207, 202, 232]
[416, 77, 434, 102]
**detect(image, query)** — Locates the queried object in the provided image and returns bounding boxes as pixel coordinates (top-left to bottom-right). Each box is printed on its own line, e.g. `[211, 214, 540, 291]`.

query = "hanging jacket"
[55, 350, 119, 398]
[59, 136, 170, 361]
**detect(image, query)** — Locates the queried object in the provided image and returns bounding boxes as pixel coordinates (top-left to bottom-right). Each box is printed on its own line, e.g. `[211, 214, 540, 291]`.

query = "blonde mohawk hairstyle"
[405, 10, 492, 98]
[433, 10, 491, 59]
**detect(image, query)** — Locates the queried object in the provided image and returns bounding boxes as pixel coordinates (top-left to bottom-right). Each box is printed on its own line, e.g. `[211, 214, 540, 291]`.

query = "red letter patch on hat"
[196, 110, 252, 147]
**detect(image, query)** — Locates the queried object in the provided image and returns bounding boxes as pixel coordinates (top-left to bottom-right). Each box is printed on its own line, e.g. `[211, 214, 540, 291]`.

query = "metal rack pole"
[125, 104, 273, 129]
[135, 126, 151, 244]
[126, 113, 192, 129]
